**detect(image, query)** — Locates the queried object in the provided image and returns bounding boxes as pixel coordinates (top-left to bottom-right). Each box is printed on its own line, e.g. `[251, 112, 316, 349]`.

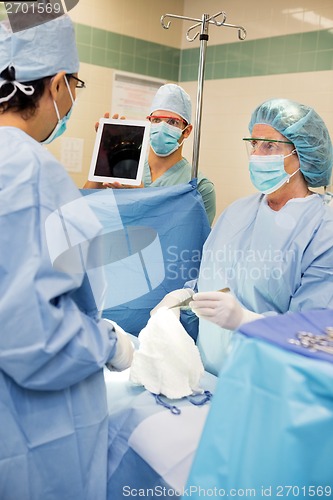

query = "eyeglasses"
[67, 74, 86, 89]
[243, 137, 294, 156]
[147, 115, 187, 129]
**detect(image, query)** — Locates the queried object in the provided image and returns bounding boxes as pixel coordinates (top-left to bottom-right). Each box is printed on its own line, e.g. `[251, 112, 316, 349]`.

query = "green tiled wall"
[180, 29, 333, 80]
[77, 23, 332, 81]
[76, 23, 180, 81]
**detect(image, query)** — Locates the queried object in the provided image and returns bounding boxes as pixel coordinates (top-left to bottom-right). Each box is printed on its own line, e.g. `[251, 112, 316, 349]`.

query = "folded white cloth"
[130, 308, 204, 399]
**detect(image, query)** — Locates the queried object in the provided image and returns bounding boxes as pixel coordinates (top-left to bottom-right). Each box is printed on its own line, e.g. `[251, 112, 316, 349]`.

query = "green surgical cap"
[0, 15, 79, 82]
[249, 98, 333, 187]
[150, 84, 192, 124]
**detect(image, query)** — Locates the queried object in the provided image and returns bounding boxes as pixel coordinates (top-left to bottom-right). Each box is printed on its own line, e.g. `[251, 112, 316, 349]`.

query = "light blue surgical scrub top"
[196, 193, 333, 375]
[143, 157, 216, 225]
[0, 127, 118, 500]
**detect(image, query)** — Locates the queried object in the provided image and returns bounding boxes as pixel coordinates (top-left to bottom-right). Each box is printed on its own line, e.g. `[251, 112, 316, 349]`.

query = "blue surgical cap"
[249, 98, 333, 187]
[150, 84, 192, 124]
[0, 15, 79, 82]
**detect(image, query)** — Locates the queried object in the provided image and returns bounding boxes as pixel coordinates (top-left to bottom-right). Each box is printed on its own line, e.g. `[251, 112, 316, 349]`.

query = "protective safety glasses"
[243, 137, 294, 157]
[146, 115, 187, 129]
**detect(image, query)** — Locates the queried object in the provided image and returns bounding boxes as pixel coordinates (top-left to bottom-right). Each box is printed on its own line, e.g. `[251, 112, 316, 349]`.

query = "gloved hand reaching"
[190, 291, 262, 330]
[150, 288, 195, 319]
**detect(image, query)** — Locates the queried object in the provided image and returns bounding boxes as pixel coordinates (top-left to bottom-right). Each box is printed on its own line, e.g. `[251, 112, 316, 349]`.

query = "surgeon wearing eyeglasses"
[84, 84, 216, 225]
[0, 15, 133, 499]
[154, 98, 333, 375]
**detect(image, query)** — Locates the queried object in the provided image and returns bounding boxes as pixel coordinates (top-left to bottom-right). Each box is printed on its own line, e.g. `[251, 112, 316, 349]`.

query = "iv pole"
[161, 11, 246, 179]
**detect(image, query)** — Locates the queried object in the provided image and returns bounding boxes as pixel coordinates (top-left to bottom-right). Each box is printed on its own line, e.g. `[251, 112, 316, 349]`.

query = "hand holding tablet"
[88, 118, 150, 186]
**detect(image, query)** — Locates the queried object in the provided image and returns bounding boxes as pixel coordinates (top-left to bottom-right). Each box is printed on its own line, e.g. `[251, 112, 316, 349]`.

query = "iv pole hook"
[185, 12, 227, 41]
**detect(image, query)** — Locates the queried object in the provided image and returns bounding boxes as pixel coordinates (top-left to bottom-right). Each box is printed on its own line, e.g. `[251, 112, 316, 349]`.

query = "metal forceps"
[168, 287, 230, 309]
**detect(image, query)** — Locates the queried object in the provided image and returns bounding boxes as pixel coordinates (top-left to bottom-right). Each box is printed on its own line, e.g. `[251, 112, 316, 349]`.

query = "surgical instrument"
[168, 287, 230, 309]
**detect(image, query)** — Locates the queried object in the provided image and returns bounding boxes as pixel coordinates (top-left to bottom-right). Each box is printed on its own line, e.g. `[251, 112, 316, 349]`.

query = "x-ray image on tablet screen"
[88, 119, 150, 186]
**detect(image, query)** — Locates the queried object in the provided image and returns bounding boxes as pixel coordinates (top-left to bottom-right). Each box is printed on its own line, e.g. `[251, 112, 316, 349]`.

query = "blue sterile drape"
[185, 309, 333, 497]
[81, 180, 210, 337]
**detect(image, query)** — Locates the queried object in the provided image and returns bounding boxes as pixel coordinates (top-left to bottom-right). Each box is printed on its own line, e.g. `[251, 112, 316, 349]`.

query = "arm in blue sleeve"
[0, 197, 119, 391]
[289, 223, 333, 311]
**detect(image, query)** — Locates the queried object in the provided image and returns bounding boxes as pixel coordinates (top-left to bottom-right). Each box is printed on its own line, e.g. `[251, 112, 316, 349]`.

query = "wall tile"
[284, 34, 301, 55]
[214, 44, 228, 62]
[107, 32, 121, 51]
[212, 62, 226, 80]
[77, 24, 92, 45]
[134, 56, 148, 75]
[91, 46, 106, 67]
[121, 35, 136, 54]
[298, 51, 317, 72]
[92, 27, 107, 48]
[316, 50, 333, 71]
[77, 43, 92, 64]
[300, 31, 319, 52]
[318, 30, 333, 50]
[106, 49, 120, 68]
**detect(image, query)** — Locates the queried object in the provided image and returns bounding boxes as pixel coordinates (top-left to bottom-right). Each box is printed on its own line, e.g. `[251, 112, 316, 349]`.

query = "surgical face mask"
[249, 151, 299, 195]
[41, 76, 74, 145]
[150, 121, 184, 157]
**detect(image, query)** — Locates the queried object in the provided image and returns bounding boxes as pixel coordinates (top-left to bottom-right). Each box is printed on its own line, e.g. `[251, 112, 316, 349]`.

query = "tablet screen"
[88, 118, 150, 186]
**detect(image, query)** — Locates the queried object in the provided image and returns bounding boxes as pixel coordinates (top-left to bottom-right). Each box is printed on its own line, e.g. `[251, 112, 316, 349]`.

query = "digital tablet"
[88, 118, 150, 186]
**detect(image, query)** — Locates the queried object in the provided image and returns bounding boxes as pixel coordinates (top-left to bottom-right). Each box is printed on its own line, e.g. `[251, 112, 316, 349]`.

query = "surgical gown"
[196, 193, 333, 375]
[143, 158, 216, 225]
[0, 127, 119, 500]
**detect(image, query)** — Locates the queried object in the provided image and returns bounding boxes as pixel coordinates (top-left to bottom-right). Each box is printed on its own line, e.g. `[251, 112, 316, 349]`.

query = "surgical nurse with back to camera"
[0, 14, 133, 500]
[154, 98, 333, 375]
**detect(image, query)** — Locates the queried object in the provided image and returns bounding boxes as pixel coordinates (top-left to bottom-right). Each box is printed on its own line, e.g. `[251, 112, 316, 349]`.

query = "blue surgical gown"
[0, 127, 119, 499]
[196, 193, 333, 375]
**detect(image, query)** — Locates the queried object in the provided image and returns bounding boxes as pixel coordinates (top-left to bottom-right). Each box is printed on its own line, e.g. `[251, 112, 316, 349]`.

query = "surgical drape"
[82, 180, 211, 337]
[186, 309, 333, 495]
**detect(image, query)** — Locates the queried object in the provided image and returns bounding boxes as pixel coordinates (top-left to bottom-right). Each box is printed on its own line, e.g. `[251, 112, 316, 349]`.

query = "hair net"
[0, 15, 79, 82]
[150, 83, 192, 124]
[249, 98, 333, 187]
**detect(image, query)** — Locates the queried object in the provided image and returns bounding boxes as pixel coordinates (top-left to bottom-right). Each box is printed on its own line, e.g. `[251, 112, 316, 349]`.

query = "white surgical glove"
[150, 288, 194, 319]
[104, 319, 134, 371]
[190, 291, 262, 330]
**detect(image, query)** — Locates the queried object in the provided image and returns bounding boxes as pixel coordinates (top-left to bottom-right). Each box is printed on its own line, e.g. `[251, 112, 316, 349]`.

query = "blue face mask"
[41, 76, 74, 145]
[150, 121, 184, 157]
[249, 152, 298, 194]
